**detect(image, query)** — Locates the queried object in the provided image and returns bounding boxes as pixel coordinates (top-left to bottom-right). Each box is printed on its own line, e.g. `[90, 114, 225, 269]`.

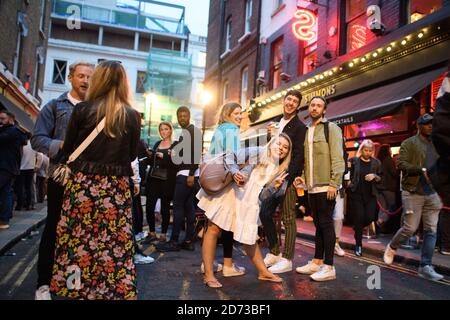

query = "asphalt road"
[0, 225, 449, 300]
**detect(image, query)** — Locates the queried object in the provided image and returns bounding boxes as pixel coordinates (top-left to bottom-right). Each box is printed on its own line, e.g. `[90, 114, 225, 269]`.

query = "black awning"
[298, 67, 448, 125]
[0, 93, 35, 132]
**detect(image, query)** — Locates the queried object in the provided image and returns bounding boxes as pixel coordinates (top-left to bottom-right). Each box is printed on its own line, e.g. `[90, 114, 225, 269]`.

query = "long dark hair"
[377, 144, 391, 162]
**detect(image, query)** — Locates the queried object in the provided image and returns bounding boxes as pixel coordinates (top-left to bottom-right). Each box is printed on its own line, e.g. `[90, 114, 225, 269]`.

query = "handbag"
[149, 144, 169, 180]
[199, 152, 235, 195]
[52, 118, 106, 186]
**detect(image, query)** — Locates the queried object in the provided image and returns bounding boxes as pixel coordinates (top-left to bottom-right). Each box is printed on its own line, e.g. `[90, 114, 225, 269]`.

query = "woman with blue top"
[199, 103, 246, 280]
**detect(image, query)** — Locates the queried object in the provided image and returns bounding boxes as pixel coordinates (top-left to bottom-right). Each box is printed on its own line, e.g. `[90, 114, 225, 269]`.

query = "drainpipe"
[253, 0, 263, 99]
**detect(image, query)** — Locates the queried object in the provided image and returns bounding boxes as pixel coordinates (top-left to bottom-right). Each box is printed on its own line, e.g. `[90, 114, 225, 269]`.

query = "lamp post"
[144, 91, 156, 146]
[201, 89, 212, 153]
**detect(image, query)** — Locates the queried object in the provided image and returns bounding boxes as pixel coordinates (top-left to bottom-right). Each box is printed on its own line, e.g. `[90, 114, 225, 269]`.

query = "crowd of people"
[0, 59, 449, 299]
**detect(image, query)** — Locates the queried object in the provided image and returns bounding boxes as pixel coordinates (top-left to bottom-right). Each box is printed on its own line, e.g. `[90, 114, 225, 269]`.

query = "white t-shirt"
[279, 117, 289, 133]
[67, 92, 82, 106]
[20, 141, 37, 171]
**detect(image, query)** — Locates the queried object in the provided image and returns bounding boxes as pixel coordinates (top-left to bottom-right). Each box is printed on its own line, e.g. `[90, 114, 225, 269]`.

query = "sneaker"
[310, 265, 336, 282]
[0, 222, 10, 230]
[263, 252, 282, 267]
[383, 244, 396, 265]
[440, 249, 450, 256]
[334, 243, 345, 257]
[156, 240, 180, 252]
[223, 264, 246, 277]
[135, 231, 147, 242]
[201, 261, 224, 273]
[134, 253, 155, 264]
[418, 265, 444, 282]
[268, 258, 292, 274]
[142, 234, 158, 245]
[35, 285, 52, 300]
[180, 240, 195, 251]
[296, 260, 322, 275]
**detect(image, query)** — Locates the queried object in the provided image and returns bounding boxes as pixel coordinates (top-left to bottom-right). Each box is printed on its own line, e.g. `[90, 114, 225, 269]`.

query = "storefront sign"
[351, 24, 367, 50]
[303, 84, 337, 104]
[292, 8, 317, 41]
[334, 116, 354, 125]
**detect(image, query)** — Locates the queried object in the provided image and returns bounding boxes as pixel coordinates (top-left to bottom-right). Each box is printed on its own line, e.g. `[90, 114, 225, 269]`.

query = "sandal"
[203, 278, 223, 288]
[258, 274, 283, 283]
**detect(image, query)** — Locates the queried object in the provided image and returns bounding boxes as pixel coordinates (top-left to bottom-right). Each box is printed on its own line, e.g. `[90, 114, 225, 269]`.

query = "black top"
[0, 124, 27, 175]
[62, 101, 141, 176]
[356, 159, 372, 196]
[269, 114, 307, 184]
[380, 157, 398, 192]
[171, 124, 202, 175]
[150, 140, 175, 174]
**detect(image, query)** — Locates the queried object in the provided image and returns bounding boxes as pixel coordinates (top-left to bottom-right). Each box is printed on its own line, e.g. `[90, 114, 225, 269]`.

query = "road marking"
[295, 238, 450, 287]
[8, 253, 38, 297]
[0, 240, 40, 286]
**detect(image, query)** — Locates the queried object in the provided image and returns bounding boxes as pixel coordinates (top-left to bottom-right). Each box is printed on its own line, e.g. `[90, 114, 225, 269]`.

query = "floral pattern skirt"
[50, 172, 137, 300]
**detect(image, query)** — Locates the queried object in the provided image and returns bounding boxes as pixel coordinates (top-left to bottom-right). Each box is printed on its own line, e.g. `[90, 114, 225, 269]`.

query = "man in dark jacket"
[0, 110, 27, 228]
[259, 90, 307, 274]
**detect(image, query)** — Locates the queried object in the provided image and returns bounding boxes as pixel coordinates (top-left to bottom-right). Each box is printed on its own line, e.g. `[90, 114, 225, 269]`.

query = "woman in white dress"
[199, 133, 292, 288]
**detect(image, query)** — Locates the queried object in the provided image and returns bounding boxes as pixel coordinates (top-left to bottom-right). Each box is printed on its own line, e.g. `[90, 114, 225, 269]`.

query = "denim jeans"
[170, 175, 198, 242]
[0, 171, 14, 223]
[390, 191, 442, 267]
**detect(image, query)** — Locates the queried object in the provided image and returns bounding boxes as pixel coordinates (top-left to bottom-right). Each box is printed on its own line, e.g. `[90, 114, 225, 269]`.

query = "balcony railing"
[51, 0, 187, 35]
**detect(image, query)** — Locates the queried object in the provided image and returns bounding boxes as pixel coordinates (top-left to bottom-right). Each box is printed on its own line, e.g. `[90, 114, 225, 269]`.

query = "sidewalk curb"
[296, 231, 450, 277]
[0, 212, 47, 256]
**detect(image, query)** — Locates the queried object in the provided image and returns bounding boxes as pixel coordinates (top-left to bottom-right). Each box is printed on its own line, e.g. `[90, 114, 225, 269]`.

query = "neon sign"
[292, 8, 318, 42]
[351, 24, 367, 50]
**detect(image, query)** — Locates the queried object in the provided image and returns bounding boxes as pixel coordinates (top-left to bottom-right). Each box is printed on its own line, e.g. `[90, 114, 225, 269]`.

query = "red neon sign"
[292, 8, 317, 42]
[350, 24, 367, 50]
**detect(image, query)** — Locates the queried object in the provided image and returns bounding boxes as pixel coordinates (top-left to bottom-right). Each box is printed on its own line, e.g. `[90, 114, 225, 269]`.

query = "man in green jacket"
[295, 96, 345, 282]
[383, 113, 443, 282]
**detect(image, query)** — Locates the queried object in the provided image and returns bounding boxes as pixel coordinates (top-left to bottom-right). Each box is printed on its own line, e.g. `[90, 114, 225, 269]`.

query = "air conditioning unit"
[260, 37, 267, 45]
[280, 72, 292, 82]
[258, 70, 265, 78]
[257, 70, 266, 86]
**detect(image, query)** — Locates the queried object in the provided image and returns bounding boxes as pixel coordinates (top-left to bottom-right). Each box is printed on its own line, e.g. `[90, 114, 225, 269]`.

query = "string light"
[349, 62, 354, 67]
[361, 57, 366, 62]
[386, 46, 392, 52]
[418, 32, 424, 38]
[372, 52, 378, 58]
[401, 39, 407, 45]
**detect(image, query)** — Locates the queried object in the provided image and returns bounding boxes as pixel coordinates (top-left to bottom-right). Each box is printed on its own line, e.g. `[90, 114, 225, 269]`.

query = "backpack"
[323, 121, 349, 175]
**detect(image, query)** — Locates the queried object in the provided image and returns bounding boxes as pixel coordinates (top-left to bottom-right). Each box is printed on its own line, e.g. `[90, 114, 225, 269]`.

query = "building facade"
[0, 0, 51, 131]
[44, 0, 206, 145]
[203, 0, 261, 145]
[219, 0, 450, 155]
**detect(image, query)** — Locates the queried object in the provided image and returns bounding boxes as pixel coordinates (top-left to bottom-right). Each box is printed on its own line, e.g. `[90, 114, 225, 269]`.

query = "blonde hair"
[69, 61, 95, 77]
[159, 121, 173, 141]
[257, 133, 292, 184]
[218, 102, 242, 125]
[356, 139, 375, 157]
[86, 61, 133, 138]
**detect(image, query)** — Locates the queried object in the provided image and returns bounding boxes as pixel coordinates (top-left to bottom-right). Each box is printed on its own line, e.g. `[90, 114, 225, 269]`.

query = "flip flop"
[203, 278, 223, 288]
[258, 275, 283, 283]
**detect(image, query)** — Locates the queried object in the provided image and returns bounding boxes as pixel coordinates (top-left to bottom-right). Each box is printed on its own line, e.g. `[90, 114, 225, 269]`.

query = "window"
[240, 67, 249, 107]
[409, 0, 442, 23]
[225, 19, 232, 52]
[298, 10, 318, 76]
[346, 0, 368, 53]
[136, 71, 147, 93]
[197, 51, 206, 67]
[52, 60, 67, 84]
[245, 0, 252, 34]
[270, 37, 283, 90]
[223, 80, 229, 103]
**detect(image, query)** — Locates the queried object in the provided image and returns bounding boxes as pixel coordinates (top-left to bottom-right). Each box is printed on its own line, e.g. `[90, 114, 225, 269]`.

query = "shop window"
[298, 10, 318, 76]
[345, 0, 373, 53]
[241, 67, 249, 107]
[270, 37, 283, 90]
[52, 60, 67, 84]
[431, 72, 447, 111]
[409, 0, 442, 23]
[136, 71, 146, 94]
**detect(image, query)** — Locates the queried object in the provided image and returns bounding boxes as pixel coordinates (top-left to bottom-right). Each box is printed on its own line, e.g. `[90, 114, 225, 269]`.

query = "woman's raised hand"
[274, 171, 289, 189]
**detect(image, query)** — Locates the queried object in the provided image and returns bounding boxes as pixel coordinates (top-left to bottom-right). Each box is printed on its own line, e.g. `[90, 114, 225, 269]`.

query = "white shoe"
[200, 261, 223, 273]
[268, 258, 292, 274]
[310, 265, 336, 282]
[263, 252, 282, 267]
[134, 253, 154, 264]
[223, 264, 246, 277]
[295, 260, 322, 275]
[383, 244, 396, 265]
[35, 285, 52, 300]
[334, 243, 345, 257]
[135, 232, 147, 242]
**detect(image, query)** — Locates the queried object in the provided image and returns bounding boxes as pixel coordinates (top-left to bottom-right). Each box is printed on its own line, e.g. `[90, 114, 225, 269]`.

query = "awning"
[0, 93, 35, 132]
[298, 67, 448, 125]
[240, 121, 269, 141]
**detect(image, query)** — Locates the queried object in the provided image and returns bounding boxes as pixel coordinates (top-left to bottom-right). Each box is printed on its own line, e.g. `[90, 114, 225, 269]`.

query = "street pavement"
[1, 222, 449, 300]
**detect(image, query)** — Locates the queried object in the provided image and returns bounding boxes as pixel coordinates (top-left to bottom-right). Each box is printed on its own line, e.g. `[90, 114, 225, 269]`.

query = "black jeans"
[437, 208, 450, 250]
[170, 175, 198, 243]
[350, 193, 377, 246]
[0, 171, 14, 223]
[309, 192, 336, 266]
[16, 169, 34, 209]
[36, 176, 46, 203]
[146, 178, 172, 234]
[36, 179, 64, 288]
